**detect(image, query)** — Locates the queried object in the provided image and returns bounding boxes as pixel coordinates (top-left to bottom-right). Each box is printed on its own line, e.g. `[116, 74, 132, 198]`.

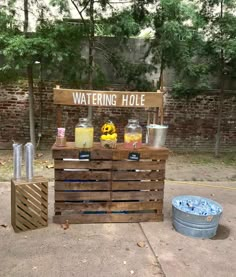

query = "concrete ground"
[0, 181, 236, 277]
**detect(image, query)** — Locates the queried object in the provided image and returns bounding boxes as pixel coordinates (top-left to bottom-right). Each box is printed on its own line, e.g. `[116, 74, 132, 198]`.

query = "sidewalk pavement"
[0, 181, 235, 277]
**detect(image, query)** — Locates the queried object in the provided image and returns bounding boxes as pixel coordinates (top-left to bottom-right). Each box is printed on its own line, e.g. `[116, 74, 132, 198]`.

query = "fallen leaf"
[0, 161, 6, 166]
[46, 164, 54, 169]
[0, 224, 7, 228]
[36, 153, 43, 158]
[137, 241, 145, 248]
[61, 220, 69, 230]
[183, 261, 190, 267]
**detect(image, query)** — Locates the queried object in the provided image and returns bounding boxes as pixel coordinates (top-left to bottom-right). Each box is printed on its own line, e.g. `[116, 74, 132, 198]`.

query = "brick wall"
[0, 82, 236, 152]
[164, 93, 236, 151]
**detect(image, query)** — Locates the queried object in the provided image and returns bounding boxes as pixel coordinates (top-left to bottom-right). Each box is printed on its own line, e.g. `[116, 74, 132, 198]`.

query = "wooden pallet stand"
[53, 143, 168, 224]
[11, 176, 48, 232]
[53, 87, 168, 224]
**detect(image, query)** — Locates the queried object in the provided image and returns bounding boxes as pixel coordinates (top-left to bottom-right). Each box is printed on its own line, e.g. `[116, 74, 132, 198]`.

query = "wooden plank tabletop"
[52, 142, 169, 153]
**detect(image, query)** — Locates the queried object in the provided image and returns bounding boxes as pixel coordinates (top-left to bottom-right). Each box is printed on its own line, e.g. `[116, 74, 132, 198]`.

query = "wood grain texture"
[55, 170, 111, 181]
[54, 160, 112, 169]
[55, 201, 163, 212]
[53, 88, 163, 108]
[55, 181, 110, 191]
[112, 160, 165, 170]
[52, 142, 169, 160]
[112, 170, 165, 181]
[112, 191, 164, 201]
[55, 191, 111, 201]
[112, 181, 164, 190]
[53, 213, 163, 224]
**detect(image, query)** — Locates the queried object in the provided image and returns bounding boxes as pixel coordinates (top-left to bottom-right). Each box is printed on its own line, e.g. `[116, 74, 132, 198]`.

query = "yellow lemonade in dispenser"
[75, 127, 94, 148]
[124, 132, 142, 149]
[124, 119, 143, 149]
[75, 118, 94, 148]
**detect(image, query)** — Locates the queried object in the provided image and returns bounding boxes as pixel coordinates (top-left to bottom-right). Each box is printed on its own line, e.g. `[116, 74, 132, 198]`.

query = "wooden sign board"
[54, 88, 163, 108]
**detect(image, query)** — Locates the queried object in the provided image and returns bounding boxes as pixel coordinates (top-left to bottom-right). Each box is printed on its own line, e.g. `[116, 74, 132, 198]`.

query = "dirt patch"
[0, 150, 54, 181]
[166, 152, 236, 182]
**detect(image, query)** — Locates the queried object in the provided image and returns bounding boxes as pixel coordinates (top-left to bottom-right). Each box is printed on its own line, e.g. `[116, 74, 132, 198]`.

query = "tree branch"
[80, 0, 90, 13]
[70, 0, 86, 26]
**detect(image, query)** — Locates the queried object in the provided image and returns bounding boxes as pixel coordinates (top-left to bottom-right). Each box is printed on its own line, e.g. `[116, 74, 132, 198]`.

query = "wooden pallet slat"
[55, 181, 111, 191]
[15, 219, 29, 231]
[55, 191, 111, 201]
[112, 170, 165, 181]
[53, 213, 163, 224]
[112, 160, 165, 170]
[55, 201, 163, 212]
[112, 180, 164, 190]
[54, 160, 112, 169]
[55, 170, 111, 181]
[112, 191, 164, 201]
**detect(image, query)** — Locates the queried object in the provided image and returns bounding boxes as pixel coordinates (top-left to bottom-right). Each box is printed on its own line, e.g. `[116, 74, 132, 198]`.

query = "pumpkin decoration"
[100, 120, 117, 148]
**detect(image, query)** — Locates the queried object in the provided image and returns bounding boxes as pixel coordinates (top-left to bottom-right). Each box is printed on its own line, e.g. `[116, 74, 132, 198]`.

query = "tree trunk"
[215, 83, 224, 157]
[88, 0, 95, 120]
[27, 65, 36, 147]
[24, 0, 36, 147]
[23, 0, 28, 33]
[158, 55, 164, 90]
[214, 0, 224, 157]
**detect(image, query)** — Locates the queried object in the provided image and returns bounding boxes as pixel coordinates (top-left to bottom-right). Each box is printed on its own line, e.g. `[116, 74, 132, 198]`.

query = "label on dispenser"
[128, 152, 140, 161]
[79, 151, 91, 160]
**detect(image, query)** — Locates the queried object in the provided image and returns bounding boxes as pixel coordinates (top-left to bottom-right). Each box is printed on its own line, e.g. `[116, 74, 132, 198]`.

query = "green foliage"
[155, 0, 198, 61]
[146, 0, 236, 97]
[97, 10, 141, 38]
[197, 0, 236, 85]
[0, 9, 87, 85]
[149, 0, 206, 93]
[106, 49, 156, 91]
[0, 10, 21, 82]
[36, 21, 87, 85]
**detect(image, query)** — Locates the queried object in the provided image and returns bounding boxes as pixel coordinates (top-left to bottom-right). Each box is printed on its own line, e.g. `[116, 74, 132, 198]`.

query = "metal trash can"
[146, 124, 168, 147]
[172, 195, 223, 238]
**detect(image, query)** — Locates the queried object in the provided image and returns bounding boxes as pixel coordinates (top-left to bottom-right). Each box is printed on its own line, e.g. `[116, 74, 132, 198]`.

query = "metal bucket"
[172, 195, 223, 239]
[146, 124, 168, 147]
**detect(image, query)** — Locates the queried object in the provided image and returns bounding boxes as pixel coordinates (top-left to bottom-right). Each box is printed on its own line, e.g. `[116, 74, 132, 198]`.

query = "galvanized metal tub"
[172, 195, 223, 239]
[146, 124, 168, 147]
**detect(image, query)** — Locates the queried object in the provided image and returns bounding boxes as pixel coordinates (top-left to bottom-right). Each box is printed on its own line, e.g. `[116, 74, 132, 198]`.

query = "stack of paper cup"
[25, 142, 34, 180]
[13, 143, 22, 179]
